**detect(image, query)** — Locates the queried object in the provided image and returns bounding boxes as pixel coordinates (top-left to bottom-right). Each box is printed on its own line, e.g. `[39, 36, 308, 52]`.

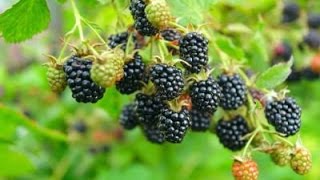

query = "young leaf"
[255, 59, 293, 89]
[0, 0, 50, 43]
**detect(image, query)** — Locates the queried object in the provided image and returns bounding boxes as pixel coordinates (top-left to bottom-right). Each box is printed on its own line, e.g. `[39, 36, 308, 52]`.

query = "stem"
[57, 36, 71, 63]
[81, 18, 108, 45]
[70, 0, 85, 42]
[242, 129, 259, 157]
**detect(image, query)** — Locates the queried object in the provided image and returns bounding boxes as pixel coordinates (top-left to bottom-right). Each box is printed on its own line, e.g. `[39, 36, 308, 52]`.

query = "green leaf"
[215, 36, 245, 61]
[0, 144, 35, 176]
[247, 31, 269, 72]
[0, 0, 50, 43]
[255, 60, 293, 89]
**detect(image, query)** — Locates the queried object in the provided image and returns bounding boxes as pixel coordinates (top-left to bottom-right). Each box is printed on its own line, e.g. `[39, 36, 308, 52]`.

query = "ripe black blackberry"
[129, 0, 158, 36]
[190, 109, 212, 132]
[63, 56, 105, 103]
[282, 3, 300, 23]
[116, 53, 146, 94]
[273, 42, 292, 62]
[108, 31, 137, 51]
[135, 93, 166, 126]
[150, 64, 184, 100]
[303, 31, 320, 49]
[265, 97, 301, 137]
[120, 103, 139, 130]
[179, 32, 209, 73]
[190, 77, 221, 114]
[141, 124, 165, 144]
[286, 67, 302, 82]
[307, 14, 320, 29]
[161, 29, 182, 42]
[301, 67, 319, 80]
[218, 73, 247, 110]
[215, 115, 250, 151]
[158, 106, 190, 143]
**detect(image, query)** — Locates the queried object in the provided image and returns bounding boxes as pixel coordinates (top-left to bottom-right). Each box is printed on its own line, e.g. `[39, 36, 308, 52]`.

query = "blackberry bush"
[63, 56, 105, 103]
[218, 73, 247, 110]
[150, 64, 184, 100]
[265, 97, 301, 137]
[179, 32, 209, 73]
[216, 116, 250, 151]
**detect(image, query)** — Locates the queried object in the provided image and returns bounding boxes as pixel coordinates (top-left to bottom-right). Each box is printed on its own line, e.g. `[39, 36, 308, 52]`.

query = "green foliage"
[0, 144, 35, 176]
[255, 60, 293, 89]
[215, 36, 246, 62]
[0, 0, 50, 43]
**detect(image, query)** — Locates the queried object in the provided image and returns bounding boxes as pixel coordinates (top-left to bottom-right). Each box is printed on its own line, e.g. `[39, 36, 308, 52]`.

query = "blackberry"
[215, 115, 250, 151]
[265, 97, 301, 137]
[179, 32, 209, 73]
[120, 104, 139, 130]
[286, 68, 302, 82]
[161, 29, 182, 42]
[150, 64, 184, 100]
[141, 124, 165, 144]
[116, 53, 146, 94]
[158, 106, 190, 143]
[307, 14, 320, 29]
[218, 73, 247, 110]
[273, 42, 292, 62]
[72, 121, 87, 133]
[190, 77, 221, 113]
[108, 31, 137, 51]
[63, 56, 105, 103]
[135, 93, 166, 126]
[282, 3, 300, 23]
[190, 109, 212, 132]
[303, 31, 320, 49]
[301, 67, 319, 80]
[129, 0, 158, 36]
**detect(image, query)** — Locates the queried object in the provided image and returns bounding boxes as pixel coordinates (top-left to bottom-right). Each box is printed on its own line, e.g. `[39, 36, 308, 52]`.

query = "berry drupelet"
[158, 106, 190, 143]
[265, 97, 301, 137]
[190, 77, 221, 114]
[135, 93, 166, 126]
[282, 3, 300, 23]
[150, 64, 184, 101]
[190, 109, 212, 132]
[129, 0, 158, 36]
[218, 73, 247, 110]
[179, 32, 209, 73]
[215, 115, 250, 151]
[63, 56, 105, 103]
[116, 53, 146, 94]
[120, 103, 139, 130]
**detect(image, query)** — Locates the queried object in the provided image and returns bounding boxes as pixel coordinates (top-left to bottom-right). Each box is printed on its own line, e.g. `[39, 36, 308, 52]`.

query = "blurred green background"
[0, 0, 319, 179]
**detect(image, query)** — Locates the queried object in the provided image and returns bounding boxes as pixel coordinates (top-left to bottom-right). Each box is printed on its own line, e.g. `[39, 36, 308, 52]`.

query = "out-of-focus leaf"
[255, 59, 293, 89]
[56, 0, 67, 3]
[0, 0, 50, 43]
[0, 144, 35, 176]
[224, 23, 252, 34]
[215, 36, 246, 61]
[247, 31, 269, 72]
[0, 104, 68, 142]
